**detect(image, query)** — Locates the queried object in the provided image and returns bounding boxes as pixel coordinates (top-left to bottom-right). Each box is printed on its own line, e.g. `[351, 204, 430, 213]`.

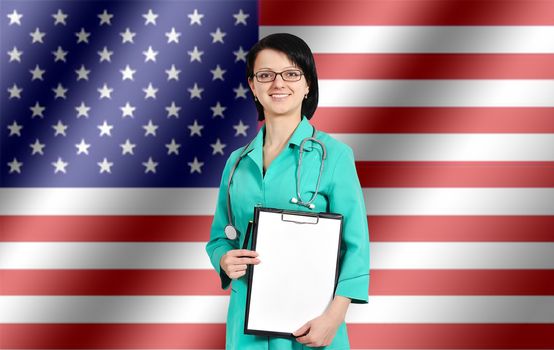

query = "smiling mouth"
[270, 94, 290, 99]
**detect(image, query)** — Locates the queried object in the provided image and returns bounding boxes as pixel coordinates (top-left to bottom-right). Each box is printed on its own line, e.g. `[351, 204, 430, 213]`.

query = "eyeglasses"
[252, 70, 304, 83]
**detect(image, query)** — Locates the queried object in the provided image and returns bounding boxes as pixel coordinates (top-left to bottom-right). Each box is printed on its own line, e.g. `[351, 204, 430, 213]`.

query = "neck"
[264, 115, 302, 149]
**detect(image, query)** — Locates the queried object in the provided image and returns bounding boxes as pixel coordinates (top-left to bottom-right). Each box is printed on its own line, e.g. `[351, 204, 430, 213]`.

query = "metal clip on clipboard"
[281, 213, 319, 225]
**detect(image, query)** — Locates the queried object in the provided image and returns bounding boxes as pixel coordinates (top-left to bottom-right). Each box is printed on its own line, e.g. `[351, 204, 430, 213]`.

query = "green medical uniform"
[206, 116, 370, 349]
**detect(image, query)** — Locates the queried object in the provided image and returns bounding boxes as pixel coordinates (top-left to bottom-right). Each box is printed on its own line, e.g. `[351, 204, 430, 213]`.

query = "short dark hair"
[246, 33, 319, 121]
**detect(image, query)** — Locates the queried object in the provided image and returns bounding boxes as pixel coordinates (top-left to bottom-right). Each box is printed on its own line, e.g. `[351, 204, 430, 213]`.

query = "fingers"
[293, 322, 310, 338]
[227, 249, 259, 258]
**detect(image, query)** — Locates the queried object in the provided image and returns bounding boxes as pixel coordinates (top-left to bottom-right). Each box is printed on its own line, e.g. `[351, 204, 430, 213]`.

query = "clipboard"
[244, 207, 343, 338]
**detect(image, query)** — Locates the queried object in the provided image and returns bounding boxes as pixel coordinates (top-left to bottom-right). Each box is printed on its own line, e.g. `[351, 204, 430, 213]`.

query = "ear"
[248, 77, 257, 99]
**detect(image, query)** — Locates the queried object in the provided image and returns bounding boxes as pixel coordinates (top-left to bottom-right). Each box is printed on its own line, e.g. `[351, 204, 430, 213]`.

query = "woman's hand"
[220, 249, 260, 279]
[293, 295, 351, 348]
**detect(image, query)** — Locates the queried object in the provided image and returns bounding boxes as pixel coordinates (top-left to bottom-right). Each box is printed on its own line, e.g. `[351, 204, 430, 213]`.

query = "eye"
[258, 72, 273, 79]
[285, 71, 301, 78]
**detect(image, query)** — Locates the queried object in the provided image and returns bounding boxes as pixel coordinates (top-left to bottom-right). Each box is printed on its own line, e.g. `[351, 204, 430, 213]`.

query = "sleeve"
[328, 146, 370, 304]
[205, 154, 240, 290]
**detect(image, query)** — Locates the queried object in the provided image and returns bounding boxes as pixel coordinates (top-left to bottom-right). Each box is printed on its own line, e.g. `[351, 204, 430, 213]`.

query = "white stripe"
[1, 242, 553, 269]
[318, 80, 554, 107]
[0, 296, 552, 323]
[1, 188, 553, 215]
[260, 26, 554, 53]
[331, 134, 554, 161]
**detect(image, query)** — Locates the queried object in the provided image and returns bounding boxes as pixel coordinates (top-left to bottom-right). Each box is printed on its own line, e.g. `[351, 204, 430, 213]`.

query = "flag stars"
[75, 102, 90, 118]
[165, 101, 181, 118]
[211, 102, 226, 118]
[234, 83, 248, 99]
[120, 102, 136, 118]
[210, 28, 226, 44]
[211, 65, 226, 81]
[233, 9, 249, 25]
[98, 120, 114, 136]
[98, 9, 114, 25]
[7, 84, 23, 99]
[30, 64, 46, 81]
[188, 9, 204, 25]
[52, 46, 68, 62]
[52, 120, 68, 136]
[187, 46, 203, 62]
[52, 83, 68, 99]
[7, 10, 23, 26]
[120, 65, 137, 81]
[143, 46, 158, 62]
[188, 120, 204, 137]
[97, 158, 114, 173]
[7, 46, 23, 62]
[234, 46, 247, 62]
[7, 158, 23, 174]
[165, 64, 181, 81]
[75, 65, 91, 81]
[120, 28, 136, 43]
[188, 157, 204, 174]
[7, 121, 23, 137]
[30, 139, 45, 155]
[165, 27, 181, 44]
[142, 9, 158, 25]
[30, 101, 46, 118]
[188, 83, 203, 99]
[52, 157, 69, 174]
[75, 139, 91, 155]
[30, 28, 46, 44]
[75, 28, 90, 44]
[165, 139, 181, 155]
[52, 9, 68, 26]
[142, 120, 159, 136]
[97, 46, 114, 62]
[98, 83, 113, 99]
[120, 139, 136, 155]
[234, 120, 250, 136]
[143, 83, 158, 99]
[211, 138, 227, 155]
[143, 157, 158, 173]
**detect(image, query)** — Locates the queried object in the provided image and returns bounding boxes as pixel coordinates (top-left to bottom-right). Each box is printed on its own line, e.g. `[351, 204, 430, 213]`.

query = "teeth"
[271, 94, 288, 98]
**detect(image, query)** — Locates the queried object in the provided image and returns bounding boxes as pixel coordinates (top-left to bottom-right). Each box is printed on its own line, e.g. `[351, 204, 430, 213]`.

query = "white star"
[165, 101, 181, 118]
[75, 65, 91, 81]
[234, 83, 248, 99]
[7, 84, 23, 99]
[165, 138, 181, 155]
[188, 157, 204, 174]
[120, 28, 136, 43]
[98, 83, 113, 99]
[75, 139, 91, 155]
[75, 28, 90, 44]
[187, 83, 203, 99]
[30, 64, 46, 81]
[30, 139, 45, 155]
[52, 120, 68, 136]
[7, 121, 23, 137]
[7, 10, 23, 26]
[210, 65, 226, 81]
[210, 27, 226, 44]
[142, 9, 158, 25]
[52, 9, 68, 25]
[234, 120, 250, 136]
[165, 64, 180, 81]
[97, 46, 113, 62]
[142, 83, 158, 99]
[211, 102, 226, 118]
[142, 157, 158, 173]
[165, 27, 181, 44]
[188, 120, 204, 136]
[233, 46, 247, 62]
[30, 101, 46, 118]
[52, 157, 68, 174]
[187, 46, 203, 62]
[142, 120, 158, 136]
[97, 158, 114, 173]
[7, 46, 23, 62]
[120, 102, 136, 118]
[98, 9, 113, 26]
[52, 83, 68, 99]
[233, 9, 249, 25]
[120, 139, 136, 155]
[210, 138, 227, 155]
[7, 158, 23, 174]
[143, 46, 158, 62]
[52, 46, 68, 62]
[75, 102, 90, 118]
[120, 65, 136, 81]
[188, 9, 204, 25]
[97, 120, 114, 136]
[30, 28, 46, 44]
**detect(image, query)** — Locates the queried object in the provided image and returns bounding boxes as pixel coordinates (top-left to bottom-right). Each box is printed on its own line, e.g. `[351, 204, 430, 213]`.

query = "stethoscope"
[223, 126, 327, 240]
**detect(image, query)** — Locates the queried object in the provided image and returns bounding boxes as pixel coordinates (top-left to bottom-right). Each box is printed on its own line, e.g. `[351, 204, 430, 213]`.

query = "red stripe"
[1, 324, 553, 349]
[356, 162, 554, 187]
[3, 269, 554, 296]
[260, 0, 554, 25]
[311, 107, 554, 133]
[315, 54, 554, 79]
[1, 216, 553, 242]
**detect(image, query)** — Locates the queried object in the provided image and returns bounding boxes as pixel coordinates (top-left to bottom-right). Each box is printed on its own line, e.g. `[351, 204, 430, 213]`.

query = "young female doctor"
[206, 33, 369, 349]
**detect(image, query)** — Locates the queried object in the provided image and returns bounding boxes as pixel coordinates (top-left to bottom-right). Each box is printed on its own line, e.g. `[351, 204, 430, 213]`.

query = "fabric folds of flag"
[1, 0, 554, 349]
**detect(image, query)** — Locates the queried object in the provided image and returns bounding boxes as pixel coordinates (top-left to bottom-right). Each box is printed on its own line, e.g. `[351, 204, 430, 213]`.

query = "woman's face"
[248, 49, 310, 120]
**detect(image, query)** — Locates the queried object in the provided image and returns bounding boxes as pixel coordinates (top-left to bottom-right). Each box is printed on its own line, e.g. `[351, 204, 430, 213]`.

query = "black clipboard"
[244, 207, 343, 338]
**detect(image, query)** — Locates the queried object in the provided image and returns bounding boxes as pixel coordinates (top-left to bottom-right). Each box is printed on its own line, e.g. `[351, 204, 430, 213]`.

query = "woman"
[206, 33, 369, 349]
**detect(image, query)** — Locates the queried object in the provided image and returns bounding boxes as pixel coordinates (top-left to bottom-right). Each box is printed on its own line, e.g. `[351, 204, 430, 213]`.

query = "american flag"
[1, 0, 554, 349]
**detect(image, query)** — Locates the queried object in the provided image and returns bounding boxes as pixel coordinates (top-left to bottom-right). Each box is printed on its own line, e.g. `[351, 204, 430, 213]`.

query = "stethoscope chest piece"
[224, 224, 238, 240]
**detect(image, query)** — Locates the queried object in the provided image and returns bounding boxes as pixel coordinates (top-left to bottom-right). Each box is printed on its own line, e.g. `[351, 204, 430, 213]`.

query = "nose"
[271, 73, 286, 87]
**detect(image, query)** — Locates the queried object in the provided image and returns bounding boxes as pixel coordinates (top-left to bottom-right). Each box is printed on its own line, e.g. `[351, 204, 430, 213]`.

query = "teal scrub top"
[206, 116, 370, 349]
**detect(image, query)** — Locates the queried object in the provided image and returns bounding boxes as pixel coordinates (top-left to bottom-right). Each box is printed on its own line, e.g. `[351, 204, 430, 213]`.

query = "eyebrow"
[257, 66, 297, 70]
